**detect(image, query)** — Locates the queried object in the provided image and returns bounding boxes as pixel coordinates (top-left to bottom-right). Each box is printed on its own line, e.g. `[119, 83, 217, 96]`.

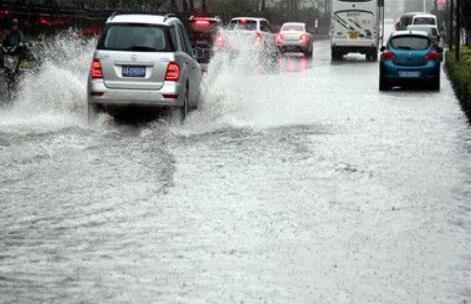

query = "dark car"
[188, 16, 222, 63]
[395, 12, 422, 30]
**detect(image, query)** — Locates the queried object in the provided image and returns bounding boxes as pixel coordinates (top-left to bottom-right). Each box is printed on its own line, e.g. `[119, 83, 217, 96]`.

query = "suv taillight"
[91, 59, 103, 79]
[165, 62, 180, 81]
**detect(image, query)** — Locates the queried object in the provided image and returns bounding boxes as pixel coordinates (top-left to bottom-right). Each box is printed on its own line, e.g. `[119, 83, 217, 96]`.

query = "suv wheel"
[332, 47, 342, 61]
[172, 87, 189, 123]
[181, 89, 189, 120]
[88, 104, 102, 123]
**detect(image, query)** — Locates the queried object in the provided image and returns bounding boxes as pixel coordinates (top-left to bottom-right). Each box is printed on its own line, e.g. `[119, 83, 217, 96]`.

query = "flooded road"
[1, 35, 470, 304]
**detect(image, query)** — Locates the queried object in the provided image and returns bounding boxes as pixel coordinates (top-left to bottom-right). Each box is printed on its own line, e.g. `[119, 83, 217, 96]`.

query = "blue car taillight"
[425, 51, 440, 61]
[381, 51, 396, 60]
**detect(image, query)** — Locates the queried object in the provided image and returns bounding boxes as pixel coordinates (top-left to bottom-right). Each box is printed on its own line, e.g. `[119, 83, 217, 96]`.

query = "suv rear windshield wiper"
[128, 45, 159, 51]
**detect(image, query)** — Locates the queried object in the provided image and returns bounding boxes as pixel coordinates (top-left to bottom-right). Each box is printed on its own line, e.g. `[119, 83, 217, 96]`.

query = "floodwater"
[0, 31, 470, 304]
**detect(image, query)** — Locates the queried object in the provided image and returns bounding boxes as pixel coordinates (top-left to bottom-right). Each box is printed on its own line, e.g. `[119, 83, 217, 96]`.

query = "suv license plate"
[122, 66, 146, 77]
[399, 71, 421, 78]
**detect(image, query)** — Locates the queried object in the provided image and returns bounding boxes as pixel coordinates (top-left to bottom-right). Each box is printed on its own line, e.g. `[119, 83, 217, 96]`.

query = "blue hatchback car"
[379, 31, 442, 91]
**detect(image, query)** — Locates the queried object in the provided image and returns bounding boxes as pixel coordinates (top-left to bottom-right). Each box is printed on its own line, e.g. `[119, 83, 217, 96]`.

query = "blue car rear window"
[390, 36, 430, 50]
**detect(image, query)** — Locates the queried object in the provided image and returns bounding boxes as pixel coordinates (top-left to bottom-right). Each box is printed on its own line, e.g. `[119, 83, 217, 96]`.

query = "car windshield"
[282, 24, 304, 32]
[228, 20, 257, 31]
[99, 24, 174, 52]
[390, 36, 431, 50]
[413, 17, 435, 25]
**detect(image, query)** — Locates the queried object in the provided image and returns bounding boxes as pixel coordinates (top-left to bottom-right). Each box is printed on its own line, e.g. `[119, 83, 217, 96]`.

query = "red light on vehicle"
[39, 17, 50, 26]
[91, 59, 103, 79]
[194, 20, 210, 27]
[165, 62, 180, 81]
[163, 94, 178, 99]
[276, 33, 284, 44]
[300, 33, 309, 43]
[381, 51, 396, 60]
[240, 19, 248, 24]
[215, 32, 225, 48]
[425, 51, 439, 61]
[255, 32, 263, 46]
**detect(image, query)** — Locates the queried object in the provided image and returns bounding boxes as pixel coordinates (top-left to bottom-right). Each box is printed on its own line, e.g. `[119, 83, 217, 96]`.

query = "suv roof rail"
[108, 11, 118, 21]
[107, 12, 178, 22]
[164, 13, 177, 21]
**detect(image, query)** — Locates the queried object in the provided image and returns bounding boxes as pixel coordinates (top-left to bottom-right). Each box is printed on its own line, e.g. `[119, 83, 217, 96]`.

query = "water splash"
[180, 31, 316, 135]
[0, 32, 96, 132]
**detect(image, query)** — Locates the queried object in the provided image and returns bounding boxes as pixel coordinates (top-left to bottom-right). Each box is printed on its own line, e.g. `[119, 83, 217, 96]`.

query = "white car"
[215, 17, 279, 59]
[407, 24, 441, 45]
[412, 14, 438, 27]
[276, 22, 313, 57]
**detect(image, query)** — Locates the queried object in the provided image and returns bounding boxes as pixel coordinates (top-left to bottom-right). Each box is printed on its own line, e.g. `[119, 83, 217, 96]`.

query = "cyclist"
[2, 18, 26, 72]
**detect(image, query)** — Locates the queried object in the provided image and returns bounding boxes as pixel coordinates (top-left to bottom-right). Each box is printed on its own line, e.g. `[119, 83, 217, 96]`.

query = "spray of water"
[0, 30, 316, 135]
[0, 32, 95, 132]
[181, 30, 316, 134]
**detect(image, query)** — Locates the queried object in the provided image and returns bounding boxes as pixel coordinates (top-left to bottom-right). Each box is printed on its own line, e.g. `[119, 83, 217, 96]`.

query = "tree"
[462, 0, 471, 45]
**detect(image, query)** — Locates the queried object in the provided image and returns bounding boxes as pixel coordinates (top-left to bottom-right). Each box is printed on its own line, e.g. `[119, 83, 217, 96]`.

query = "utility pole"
[455, 0, 460, 61]
[449, 0, 454, 50]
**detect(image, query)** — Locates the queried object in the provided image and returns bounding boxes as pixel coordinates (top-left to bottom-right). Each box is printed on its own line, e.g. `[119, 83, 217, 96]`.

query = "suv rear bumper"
[87, 79, 184, 108]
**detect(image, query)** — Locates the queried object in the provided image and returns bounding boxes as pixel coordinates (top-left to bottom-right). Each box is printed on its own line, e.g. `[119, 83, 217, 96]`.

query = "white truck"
[330, 0, 384, 61]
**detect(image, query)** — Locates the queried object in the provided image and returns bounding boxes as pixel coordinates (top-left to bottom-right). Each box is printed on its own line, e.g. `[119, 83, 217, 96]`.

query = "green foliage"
[446, 46, 471, 120]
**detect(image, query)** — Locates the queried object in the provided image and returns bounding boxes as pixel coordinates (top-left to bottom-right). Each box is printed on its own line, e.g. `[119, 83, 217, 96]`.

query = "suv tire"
[88, 104, 102, 123]
[172, 86, 189, 123]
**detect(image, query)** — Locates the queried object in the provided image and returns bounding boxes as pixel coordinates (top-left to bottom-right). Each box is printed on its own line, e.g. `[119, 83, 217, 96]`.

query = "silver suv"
[87, 14, 202, 121]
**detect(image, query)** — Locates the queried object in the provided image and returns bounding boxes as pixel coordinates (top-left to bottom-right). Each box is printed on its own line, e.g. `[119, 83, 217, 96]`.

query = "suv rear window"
[390, 36, 431, 50]
[98, 24, 175, 52]
[228, 20, 257, 31]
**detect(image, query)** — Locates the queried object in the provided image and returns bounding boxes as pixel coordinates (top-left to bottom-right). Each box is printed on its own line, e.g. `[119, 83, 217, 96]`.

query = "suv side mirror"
[380, 46, 386, 52]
